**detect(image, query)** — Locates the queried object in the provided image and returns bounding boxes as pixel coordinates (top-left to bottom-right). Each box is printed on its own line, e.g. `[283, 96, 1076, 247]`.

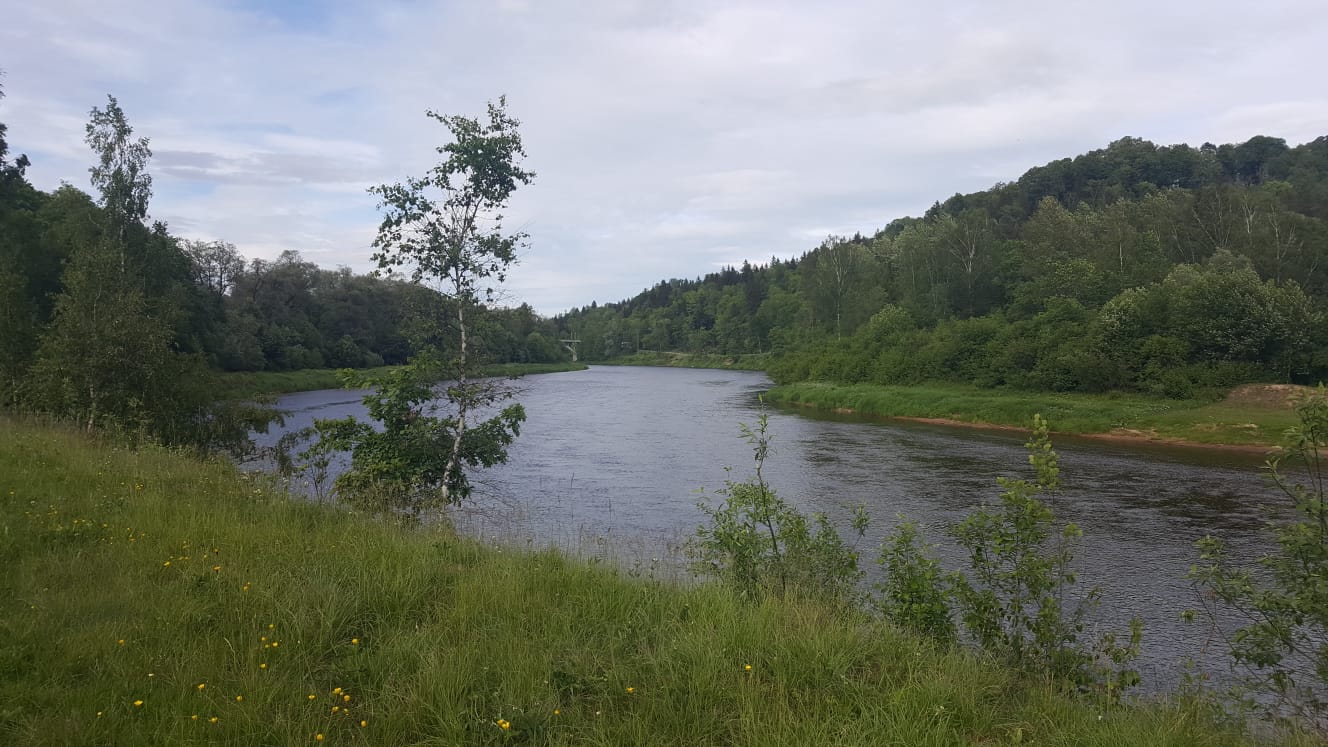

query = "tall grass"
[766, 382, 1300, 447]
[0, 420, 1311, 745]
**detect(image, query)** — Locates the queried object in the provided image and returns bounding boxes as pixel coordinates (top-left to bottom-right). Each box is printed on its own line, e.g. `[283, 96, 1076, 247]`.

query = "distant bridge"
[559, 339, 582, 362]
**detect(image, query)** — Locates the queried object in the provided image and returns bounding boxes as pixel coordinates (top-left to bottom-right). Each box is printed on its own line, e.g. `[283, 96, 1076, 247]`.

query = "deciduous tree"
[360, 97, 535, 505]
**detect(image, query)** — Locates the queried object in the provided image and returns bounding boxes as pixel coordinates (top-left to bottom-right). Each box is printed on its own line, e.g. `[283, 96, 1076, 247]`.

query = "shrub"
[688, 411, 867, 602]
[1191, 387, 1328, 726]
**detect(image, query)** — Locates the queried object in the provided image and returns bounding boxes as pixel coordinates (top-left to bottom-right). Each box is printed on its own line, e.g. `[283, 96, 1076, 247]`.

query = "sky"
[4, 0, 1326, 316]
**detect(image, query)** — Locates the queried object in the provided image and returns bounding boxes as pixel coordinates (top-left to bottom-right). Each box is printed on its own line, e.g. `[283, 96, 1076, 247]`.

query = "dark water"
[254, 365, 1290, 692]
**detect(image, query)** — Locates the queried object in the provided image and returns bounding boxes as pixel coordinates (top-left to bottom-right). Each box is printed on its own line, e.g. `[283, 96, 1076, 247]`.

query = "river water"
[253, 365, 1291, 693]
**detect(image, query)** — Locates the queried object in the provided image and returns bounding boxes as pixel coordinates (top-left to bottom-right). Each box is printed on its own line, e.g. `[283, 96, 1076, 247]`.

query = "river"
[252, 365, 1290, 693]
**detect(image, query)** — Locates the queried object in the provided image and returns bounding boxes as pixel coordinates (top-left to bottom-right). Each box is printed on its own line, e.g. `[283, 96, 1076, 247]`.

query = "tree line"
[0, 85, 567, 447]
[556, 135, 1328, 396]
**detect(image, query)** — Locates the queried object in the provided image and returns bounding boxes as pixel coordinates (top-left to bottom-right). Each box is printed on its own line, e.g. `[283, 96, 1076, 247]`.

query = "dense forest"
[556, 135, 1328, 397]
[0, 88, 567, 445]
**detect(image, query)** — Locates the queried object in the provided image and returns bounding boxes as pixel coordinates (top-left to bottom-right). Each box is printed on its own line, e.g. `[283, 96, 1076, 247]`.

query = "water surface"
[255, 365, 1290, 692]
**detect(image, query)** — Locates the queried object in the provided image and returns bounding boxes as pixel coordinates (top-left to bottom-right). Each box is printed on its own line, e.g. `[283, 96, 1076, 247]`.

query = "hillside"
[555, 135, 1328, 399]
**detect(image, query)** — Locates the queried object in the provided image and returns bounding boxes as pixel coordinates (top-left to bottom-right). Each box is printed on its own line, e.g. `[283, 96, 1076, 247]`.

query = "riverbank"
[765, 381, 1311, 450]
[215, 361, 588, 399]
[2, 419, 1306, 746]
[596, 351, 771, 370]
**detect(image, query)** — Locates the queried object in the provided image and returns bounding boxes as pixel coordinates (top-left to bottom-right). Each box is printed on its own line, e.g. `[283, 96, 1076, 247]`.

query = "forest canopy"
[553, 135, 1328, 396]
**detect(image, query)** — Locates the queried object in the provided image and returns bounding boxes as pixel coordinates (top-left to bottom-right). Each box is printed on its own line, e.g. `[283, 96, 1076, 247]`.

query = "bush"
[877, 518, 955, 644]
[688, 411, 867, 602]
[1191, 387, 1328, 726]
[879, 416, 1142, 696]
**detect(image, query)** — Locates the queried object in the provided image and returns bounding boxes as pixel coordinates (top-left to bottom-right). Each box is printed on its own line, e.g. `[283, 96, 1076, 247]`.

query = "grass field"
[0, 419, 1314, 745]
[765, 382, 1311, 448]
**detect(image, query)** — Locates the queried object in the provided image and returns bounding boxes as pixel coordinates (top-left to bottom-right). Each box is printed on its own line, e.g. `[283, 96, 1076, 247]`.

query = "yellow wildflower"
[744, 664, 752, 671]
[259, 663, 268, 670]
[343, 694, 350, 703]
[315, 735, 324, 742]
[351, 638, 359, 645]
[210, 717, 218, 724]
[360, 720, 367, 727]
[133, 699, 143, 707]
[496, 719, 511, 730]
[235, 695, 243, 703]
[191, 714, 198, 721]
[332, 687, 342, 694]
[626, 686, 635, 694]
[308, 694, 316, 701]
[197, 683, 206, 691]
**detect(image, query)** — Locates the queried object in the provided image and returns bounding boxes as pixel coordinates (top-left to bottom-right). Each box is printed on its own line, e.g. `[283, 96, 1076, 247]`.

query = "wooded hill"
[553, 135, 1328, 396]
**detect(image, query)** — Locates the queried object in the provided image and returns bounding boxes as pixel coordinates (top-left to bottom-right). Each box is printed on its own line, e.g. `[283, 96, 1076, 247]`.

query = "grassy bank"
[765, 381, 1306, 448]
[1, 421, 1311, 745]
[597, 351, 772, 370]
[477, 361, 589, 378]
[215, 362, 587, 400]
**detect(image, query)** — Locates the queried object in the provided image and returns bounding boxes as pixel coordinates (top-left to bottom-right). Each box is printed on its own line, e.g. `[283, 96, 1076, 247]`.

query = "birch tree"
[363, 96, 535, 505]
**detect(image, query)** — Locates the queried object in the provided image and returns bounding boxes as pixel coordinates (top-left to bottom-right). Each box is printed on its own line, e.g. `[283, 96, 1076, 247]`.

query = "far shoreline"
[764, 381, 1314, 455]
[828, 407, 1276, 456]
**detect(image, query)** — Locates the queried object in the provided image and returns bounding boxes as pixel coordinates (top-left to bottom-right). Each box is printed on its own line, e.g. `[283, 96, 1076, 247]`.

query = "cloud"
[2, 0, 1324, 314]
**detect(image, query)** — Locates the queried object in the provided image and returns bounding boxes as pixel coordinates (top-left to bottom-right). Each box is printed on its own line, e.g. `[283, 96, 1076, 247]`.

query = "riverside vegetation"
[762, 381, 1305, 447]
[214, 362, 588, 401]
[3, 415, 1323, 746]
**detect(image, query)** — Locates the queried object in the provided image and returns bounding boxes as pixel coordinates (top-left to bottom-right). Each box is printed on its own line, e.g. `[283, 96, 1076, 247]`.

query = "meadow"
[0, 418, 1314, 745]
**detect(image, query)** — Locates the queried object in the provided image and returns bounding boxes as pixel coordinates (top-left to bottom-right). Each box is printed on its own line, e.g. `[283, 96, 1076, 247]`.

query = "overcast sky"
[4, 1, 1325, 315]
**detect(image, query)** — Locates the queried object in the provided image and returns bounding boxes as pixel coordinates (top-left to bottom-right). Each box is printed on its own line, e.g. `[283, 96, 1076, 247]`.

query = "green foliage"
[84, 95, 151, 244]
[556, 135, 1328, 394]
[29, 239, 174, 434]
[688, 411, 866, 602]
[947, 415, 1142, 694]
[872, 417, 1142, 696]
[1191, 388, 1328, 725]
[367, 97, 535, 504]
[304, 357, 525, 516]
[877, 518, 956, 644]
[10, 96, 278, 453]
